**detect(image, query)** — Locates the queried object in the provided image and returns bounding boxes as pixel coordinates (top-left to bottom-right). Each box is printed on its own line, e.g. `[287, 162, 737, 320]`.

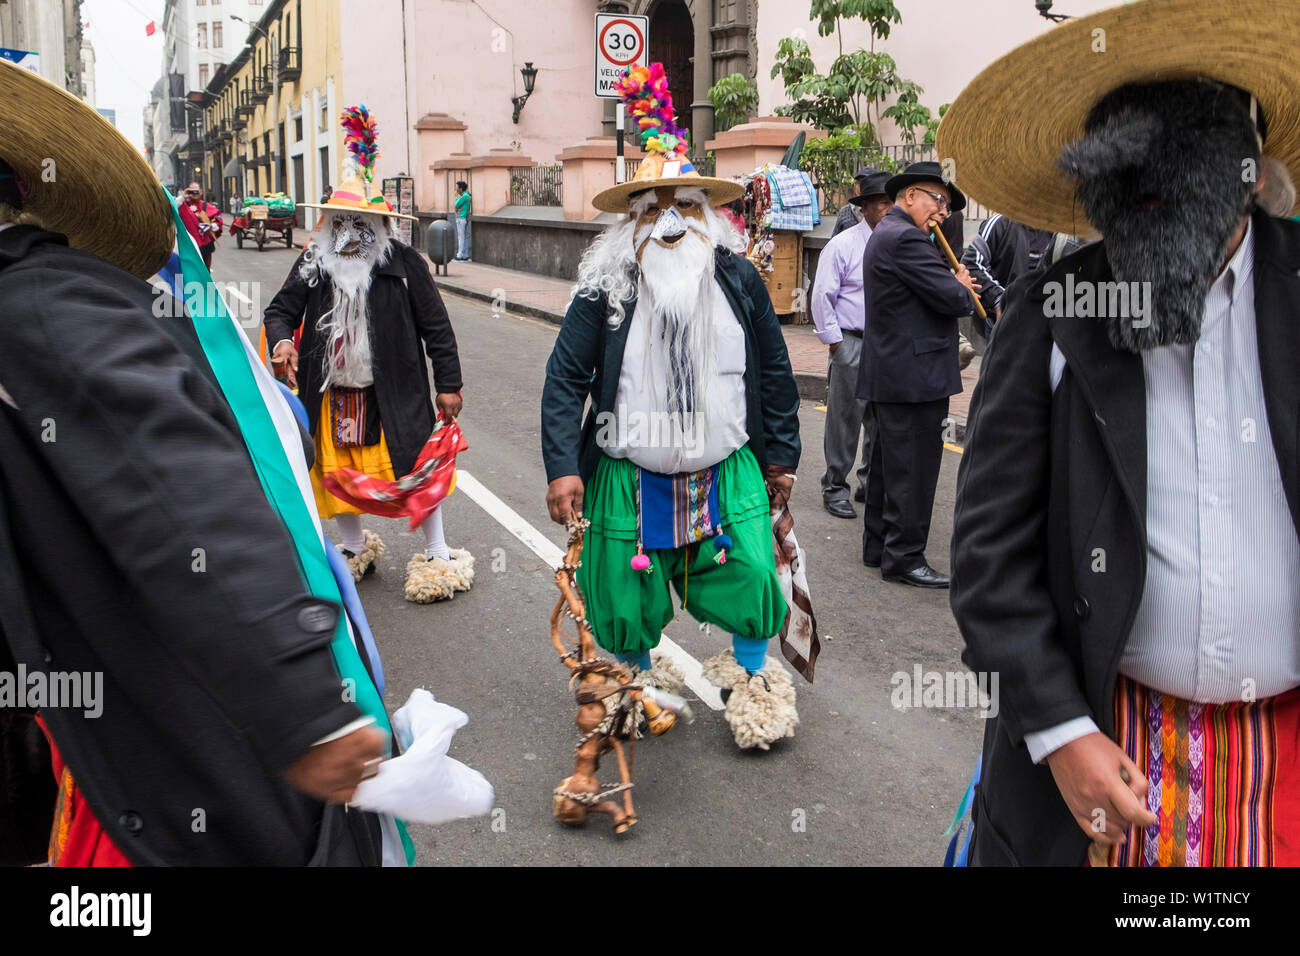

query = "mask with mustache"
[1058, 79, 1260, 352]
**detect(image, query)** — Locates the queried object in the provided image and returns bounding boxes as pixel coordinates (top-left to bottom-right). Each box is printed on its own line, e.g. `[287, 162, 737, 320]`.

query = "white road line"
[455, 470, 724, 710]
[222, 282, 255, 306]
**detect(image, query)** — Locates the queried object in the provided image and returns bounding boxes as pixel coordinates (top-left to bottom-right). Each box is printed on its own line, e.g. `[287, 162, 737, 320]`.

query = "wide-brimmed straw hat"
[935, 0, 1300, 236]
[592, 153, 745, 214]
[0, 60, 174, 278]
[298, 171, 417, 221]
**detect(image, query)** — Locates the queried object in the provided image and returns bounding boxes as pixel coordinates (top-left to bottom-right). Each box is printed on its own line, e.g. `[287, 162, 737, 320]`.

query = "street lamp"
[512, 62, 538, 124]
[1035, 0, 1072, 21]
[231, 12, 280, 193]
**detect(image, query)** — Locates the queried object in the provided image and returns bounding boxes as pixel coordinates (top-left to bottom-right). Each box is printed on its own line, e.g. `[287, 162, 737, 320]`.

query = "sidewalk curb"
[438, 279, 566, 327]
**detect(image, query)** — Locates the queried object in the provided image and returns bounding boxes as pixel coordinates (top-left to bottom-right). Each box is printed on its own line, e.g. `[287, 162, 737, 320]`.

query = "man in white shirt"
[942, 0, 1300, 867]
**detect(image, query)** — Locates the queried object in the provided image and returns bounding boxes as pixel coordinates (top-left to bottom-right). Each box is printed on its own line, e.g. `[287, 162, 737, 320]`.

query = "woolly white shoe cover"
[404, 548, 475, 603]
[598, 652, 687, 738]
[701, 648, 798, 750]
[346, 530, 385, 582]
[633, 652, 686, 695]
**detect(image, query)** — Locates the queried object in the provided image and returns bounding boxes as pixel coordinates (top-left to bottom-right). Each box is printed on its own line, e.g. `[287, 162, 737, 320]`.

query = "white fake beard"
[313, 252, 380, 389]
[634, 221, 717, 442]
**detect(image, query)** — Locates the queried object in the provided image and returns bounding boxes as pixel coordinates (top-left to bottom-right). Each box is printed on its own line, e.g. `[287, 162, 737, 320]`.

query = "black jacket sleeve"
[541, 291, 605, 483]
[742, 256, 801, 470]
[262, 251, 311, 348]
[402, 246, 463, 393]
[894, 227, 974, 318]
[0, 262, 361, 771]
[961, 216, 1009, 317]
[950, 278, 1092, 745]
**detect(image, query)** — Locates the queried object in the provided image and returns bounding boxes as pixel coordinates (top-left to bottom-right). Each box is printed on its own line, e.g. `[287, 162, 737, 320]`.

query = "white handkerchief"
[350, 688, 494, 825]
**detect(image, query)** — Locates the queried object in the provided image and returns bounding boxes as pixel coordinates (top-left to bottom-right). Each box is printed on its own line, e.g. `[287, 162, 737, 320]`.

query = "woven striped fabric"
[1105, 674, 1300, 867]
[329, 386, 369, 448]
[636, 465, 721, 551]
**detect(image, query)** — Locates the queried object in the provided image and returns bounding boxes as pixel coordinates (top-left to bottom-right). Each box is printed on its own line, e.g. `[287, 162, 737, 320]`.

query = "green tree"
[771, 1, 914, 139]
[707, 73, 760, 132]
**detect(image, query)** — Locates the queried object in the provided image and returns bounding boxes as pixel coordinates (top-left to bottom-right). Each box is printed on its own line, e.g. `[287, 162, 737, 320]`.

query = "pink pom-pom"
[631, 553, 651, 571]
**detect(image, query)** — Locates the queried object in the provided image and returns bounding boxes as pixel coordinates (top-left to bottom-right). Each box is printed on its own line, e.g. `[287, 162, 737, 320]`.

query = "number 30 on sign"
[594, 13, 649, 98]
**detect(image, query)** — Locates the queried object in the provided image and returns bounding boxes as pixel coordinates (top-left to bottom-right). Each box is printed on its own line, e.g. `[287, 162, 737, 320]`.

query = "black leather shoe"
[882, 564, 949, 589]
[854, 486, 866, 503]
[824, 499, 856, 519]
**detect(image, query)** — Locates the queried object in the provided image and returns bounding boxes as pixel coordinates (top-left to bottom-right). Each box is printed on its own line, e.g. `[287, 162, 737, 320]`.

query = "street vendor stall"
[739, 163, 820, 318]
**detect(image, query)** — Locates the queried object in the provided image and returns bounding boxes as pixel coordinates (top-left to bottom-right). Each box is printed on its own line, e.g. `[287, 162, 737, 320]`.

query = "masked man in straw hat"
[0, 61, 388, 865]
[944, 0, 1300, 866]
[542, 64, 802, 750]
[264, 107, 472, 604]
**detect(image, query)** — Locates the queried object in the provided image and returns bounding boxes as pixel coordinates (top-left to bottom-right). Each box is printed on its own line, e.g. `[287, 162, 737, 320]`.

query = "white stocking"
[336, 514, 364, 555]
[420, 507, 450, 561]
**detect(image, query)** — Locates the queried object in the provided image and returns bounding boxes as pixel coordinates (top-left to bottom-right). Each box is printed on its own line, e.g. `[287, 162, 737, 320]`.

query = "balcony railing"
[252, 70, 271, 104]
[236, 90, 255, 117]
[278, 46, 300, 81]
[508, 164, 563, 207]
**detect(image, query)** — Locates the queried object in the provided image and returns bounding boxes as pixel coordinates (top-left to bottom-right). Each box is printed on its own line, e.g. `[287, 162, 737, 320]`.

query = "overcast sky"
[84, 0, 167, 153]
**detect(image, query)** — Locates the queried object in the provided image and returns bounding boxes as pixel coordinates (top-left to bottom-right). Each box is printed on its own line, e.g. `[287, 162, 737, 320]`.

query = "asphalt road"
[213, 240, 983, 867]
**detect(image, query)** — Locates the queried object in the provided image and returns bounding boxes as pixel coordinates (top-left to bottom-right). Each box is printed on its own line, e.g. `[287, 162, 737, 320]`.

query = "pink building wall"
[755, 0, 1121, 143]
[342, 0, 607, 210]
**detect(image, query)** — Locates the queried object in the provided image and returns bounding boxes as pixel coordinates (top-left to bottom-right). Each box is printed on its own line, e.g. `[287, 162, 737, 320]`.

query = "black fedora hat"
[885, 161, 967, 212]
[849, 171, 892, 205]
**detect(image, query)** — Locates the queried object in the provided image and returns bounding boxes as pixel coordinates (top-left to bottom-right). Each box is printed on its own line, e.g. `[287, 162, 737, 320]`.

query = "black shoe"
[882, 564, 950, 589]
[824, 498, 856, 519]
[854, 486, 866, 503]
[863, 556, 881, 568]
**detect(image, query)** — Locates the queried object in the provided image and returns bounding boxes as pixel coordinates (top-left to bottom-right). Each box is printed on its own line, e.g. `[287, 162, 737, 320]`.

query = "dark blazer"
[263, 242, 463, 477]
[541, 246, 801, 483]
[0, 226, 377, 865]
[856, 206, 973, 404]
[950, 211, 1300, 866]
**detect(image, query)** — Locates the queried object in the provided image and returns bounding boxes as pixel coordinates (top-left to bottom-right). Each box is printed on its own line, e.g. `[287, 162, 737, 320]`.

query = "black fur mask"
[1058, 80, 1259, 352]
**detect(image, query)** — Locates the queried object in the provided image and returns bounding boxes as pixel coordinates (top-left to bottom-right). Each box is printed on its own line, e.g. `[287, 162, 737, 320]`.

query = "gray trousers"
[821, 332, 876, 502]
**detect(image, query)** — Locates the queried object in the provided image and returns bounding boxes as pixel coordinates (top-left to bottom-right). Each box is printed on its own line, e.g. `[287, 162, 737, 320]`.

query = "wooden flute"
[929, 219, 987, 320]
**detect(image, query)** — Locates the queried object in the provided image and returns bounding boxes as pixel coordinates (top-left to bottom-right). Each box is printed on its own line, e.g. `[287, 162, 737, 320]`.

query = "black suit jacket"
[263, 242, 463, 477]
[856, 206, 973, 404]
[0, 226, 376, 865]
[950, 211, 1300, 865]
[541, 246, 801, 483]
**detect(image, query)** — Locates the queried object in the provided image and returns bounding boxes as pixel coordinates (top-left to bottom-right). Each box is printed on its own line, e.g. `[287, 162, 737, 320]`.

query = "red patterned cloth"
[1102, 674, 1300, 867]
[322, 419, 467, 529]
[34, 715, 132, 867]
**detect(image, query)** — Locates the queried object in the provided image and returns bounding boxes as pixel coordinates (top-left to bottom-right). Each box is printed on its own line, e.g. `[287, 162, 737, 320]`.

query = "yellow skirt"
[311, 392, 397, 518]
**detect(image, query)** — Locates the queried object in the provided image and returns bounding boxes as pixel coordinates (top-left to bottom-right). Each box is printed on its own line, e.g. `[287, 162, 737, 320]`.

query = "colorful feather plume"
[615, 62, 689, 158]
[341, 105, 381, 182]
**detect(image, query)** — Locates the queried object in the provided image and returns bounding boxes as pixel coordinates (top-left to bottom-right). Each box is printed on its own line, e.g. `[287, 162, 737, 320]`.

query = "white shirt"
[604, 281, 749, 474]
[1027, 221, 1300, 762]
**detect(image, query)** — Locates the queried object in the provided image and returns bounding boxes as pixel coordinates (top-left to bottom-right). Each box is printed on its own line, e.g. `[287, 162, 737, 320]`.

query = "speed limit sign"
[595, 13, 649, 98]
